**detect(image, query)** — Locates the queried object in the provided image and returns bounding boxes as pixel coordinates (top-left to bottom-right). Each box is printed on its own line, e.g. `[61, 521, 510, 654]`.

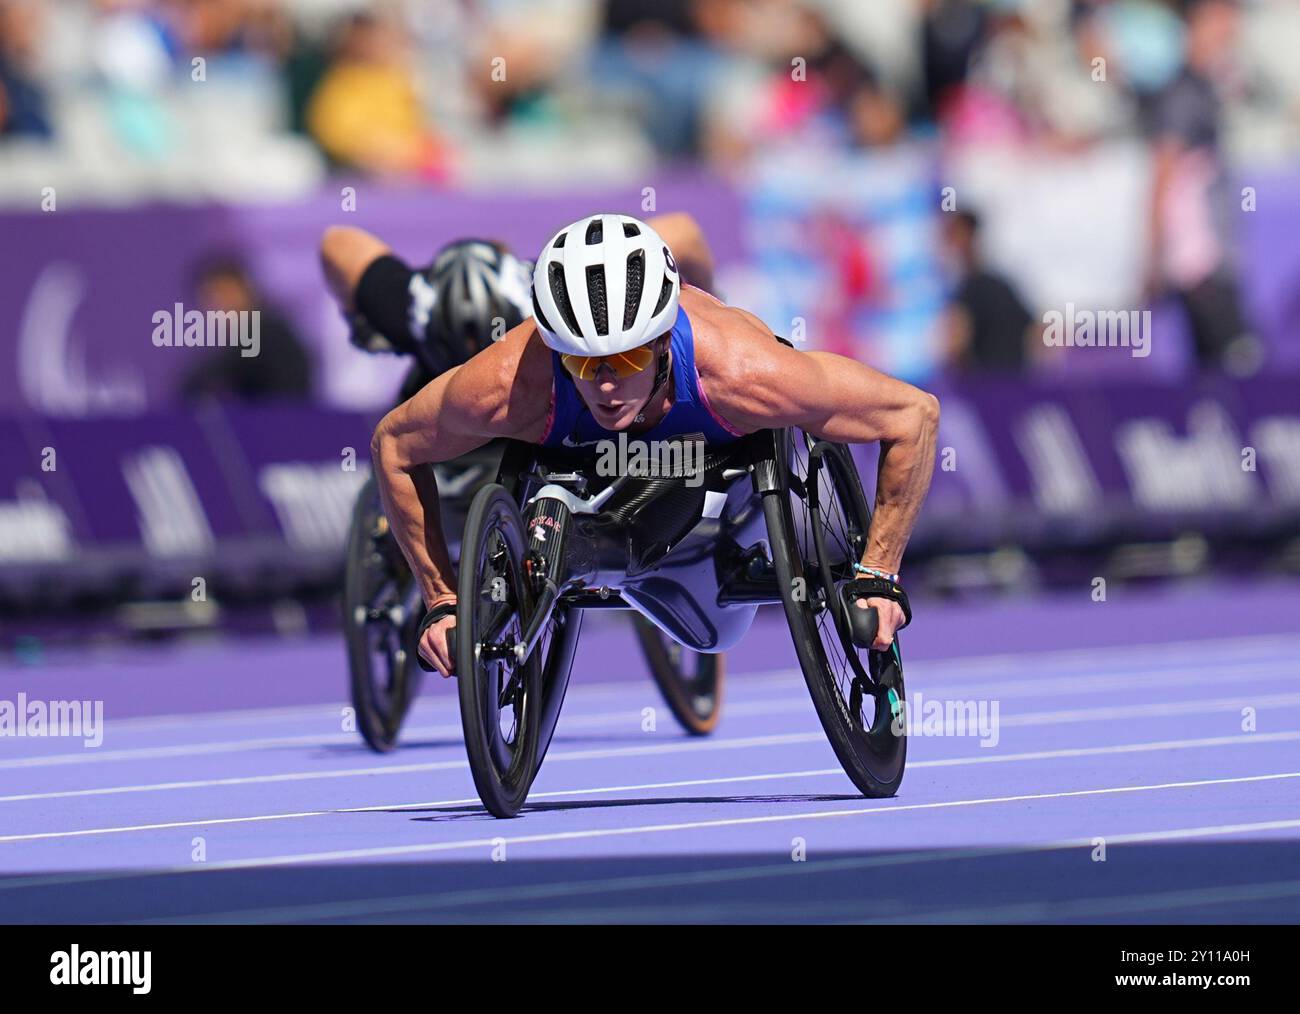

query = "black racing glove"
[840, 576, 911, 650]
[414, 601, 458, 673]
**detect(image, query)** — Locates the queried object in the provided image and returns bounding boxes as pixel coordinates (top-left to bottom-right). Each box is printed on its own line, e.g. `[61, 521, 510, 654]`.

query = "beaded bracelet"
[852, 562, 900, 584]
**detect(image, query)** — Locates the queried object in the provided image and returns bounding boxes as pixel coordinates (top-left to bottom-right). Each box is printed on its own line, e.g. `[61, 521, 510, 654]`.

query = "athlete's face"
[571, 338, 665, 430]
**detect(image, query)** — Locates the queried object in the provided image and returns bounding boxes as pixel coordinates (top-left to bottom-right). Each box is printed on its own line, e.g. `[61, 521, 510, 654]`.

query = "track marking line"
[6, 689, 1300, 803]
[4, 662, 1298, 772]
[1, 770, 1296, 892]
[4, 729, 1300, 841]
[0, 732, 820, 802]
[5, 634, 1294, 743]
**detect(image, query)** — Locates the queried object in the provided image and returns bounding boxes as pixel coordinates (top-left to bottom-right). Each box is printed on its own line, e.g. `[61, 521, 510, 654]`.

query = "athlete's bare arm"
[320, 226, 392, 311]
[370, 323, 552, 671]
[688, 292, 939, 644]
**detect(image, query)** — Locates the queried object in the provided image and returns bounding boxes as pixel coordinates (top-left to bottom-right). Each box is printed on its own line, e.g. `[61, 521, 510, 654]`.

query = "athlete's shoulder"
[682, 292, 791, 433]
[447, 320, 552, 439]
[685, 292, 781, 374]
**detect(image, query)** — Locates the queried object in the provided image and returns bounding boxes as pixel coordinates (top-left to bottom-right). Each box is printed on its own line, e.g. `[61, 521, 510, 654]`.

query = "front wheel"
[762, 431, 906, 797]
[455, 484, 544, 817]
[632, 615, 725, 735]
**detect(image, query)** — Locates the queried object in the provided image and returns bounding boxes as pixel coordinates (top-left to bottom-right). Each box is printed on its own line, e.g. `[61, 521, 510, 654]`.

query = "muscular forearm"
[370, 389, 483, 607]
[371, 440, 456, 607]
[796, 354, 939, 574]
[864, 402, 938, 574]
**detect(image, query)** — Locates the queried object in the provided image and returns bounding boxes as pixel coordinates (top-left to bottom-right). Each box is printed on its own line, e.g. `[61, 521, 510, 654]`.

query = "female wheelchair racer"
[323, 228, 724, 753]
[445, 417, 909, 818]
[373, 214, 936, 818]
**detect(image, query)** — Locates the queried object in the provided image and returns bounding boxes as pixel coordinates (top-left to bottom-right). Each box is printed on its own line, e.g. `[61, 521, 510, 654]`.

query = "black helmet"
[424, 239, 532, 363]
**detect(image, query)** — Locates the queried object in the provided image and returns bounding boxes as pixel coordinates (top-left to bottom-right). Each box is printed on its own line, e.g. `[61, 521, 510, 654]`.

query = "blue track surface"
[2, 596, 1298, 924]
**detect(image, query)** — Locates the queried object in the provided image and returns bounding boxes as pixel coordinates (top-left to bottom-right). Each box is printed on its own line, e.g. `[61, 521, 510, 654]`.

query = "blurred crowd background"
[4, 0, 1298, 184]
[3, 0, 1299, 643]
[3, 0, 1300, 383]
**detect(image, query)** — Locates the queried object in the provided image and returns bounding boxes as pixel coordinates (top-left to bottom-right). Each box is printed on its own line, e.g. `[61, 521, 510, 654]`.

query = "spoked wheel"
[761, 430, 906, 797]
[344, 476, 424, 753]
[456, 484, 546, 817]
[632, 615, 725, 735]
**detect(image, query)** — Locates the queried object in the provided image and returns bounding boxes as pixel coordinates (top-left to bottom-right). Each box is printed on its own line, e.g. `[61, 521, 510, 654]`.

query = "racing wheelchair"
[342, 372, 723, 753]
[451, 425, 907, 818]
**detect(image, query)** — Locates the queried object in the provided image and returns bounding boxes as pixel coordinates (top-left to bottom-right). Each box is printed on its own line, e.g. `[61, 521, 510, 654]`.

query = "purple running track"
[1, 581, 1298, 923]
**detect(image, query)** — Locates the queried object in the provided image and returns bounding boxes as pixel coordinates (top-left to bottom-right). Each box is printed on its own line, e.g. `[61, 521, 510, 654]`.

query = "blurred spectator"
[940, 1, 1134, 148]
[181, 254, 313, 403]
[941, 209, 1035, 373]
[706, 1, 907, 164]
[305, 11, 446, 179]
[588, 0, 732, 156]
[0, 0, 52, 138]
[1145, 0, 1260, 374]
[920, 0, 987, 121]
[467, 0, 594, 129]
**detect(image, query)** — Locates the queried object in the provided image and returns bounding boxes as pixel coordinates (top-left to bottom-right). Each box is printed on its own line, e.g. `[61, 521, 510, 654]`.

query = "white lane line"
[6, 687, 1300, 804]
[89, 674, 713, 734]
[4, 729, 1300, 843]
[0, 731, 821, 802]
[1000, 691, 1300, 728]
[135, 817, 1300, 924]
[46, 631, 1300, 735]
[10, 681, 1300, 790]
[2, 770, 1296, 892]
[0, 699, 753, 770]
[5, 656, 1298, 772]
[0, 768, 842, 843]
[904, 632, 1300, 678]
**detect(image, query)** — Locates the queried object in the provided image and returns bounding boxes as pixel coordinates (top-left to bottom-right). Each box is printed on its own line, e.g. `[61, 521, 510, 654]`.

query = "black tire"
[455, 484, 545, 817]
[343, 476, 423, 753]
[761, 430, 906, 797]
[632, 614, 725, 735]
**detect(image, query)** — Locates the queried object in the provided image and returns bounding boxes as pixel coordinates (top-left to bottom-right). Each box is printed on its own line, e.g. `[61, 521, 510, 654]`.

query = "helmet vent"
[586, 265, 609, 336]
[531, 288, 553, 335]
[585, 220, 603, 245]
[624, 250, 645, 330]
[548, 262, 582, 337]
[623, 222, 640, 238]
[553, 231, 567, 249]
[653, 277, 674, 317]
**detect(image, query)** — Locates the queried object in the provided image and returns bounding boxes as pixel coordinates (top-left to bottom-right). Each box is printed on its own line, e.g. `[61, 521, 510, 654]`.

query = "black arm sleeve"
[355, 254, 420, 354]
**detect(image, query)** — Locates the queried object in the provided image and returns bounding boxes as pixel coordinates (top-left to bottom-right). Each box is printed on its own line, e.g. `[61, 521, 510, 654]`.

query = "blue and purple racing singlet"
[539, 304, 742, 451]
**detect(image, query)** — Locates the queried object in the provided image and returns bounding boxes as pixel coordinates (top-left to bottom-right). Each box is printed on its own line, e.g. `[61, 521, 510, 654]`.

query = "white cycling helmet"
[530, 213, 680, 357]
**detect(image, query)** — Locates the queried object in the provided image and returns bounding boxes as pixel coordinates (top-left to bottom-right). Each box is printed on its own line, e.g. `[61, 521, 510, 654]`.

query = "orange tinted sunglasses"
[559, 345, 656, 381]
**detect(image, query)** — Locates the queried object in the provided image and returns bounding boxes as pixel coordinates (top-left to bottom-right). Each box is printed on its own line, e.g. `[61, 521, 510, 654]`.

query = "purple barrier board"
[211, 403, 376, 554]
[915, 373, 1300, 547]
[1, 372, 1296, 619]
[0, 173, 747, 415]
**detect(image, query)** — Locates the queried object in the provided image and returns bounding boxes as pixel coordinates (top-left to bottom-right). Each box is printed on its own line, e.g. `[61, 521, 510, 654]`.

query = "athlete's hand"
[850, 595, 906, 652]
[417, 603, 458, 677]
